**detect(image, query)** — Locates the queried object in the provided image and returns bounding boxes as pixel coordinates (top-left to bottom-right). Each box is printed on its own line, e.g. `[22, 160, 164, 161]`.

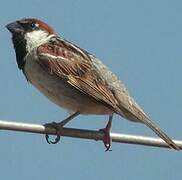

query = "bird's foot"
[44, 122, 63, 144]
[44, 112, 80, 144]
[99, 118, 112, 152]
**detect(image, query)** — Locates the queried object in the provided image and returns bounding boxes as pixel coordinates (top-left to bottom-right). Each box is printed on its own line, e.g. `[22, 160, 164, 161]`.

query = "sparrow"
[6, 18, 179, 151]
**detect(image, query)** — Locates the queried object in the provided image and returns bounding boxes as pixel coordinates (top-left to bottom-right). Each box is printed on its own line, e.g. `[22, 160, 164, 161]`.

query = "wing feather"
[37, 38, 119, 111]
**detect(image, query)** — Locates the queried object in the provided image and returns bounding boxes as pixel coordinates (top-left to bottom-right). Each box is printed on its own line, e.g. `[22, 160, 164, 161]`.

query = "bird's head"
[6, 18, 56, 52]
[6, 18, 56, 69]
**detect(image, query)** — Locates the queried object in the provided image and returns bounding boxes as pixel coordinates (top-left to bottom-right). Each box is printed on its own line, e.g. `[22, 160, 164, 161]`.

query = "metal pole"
[0, 120, 181, 150]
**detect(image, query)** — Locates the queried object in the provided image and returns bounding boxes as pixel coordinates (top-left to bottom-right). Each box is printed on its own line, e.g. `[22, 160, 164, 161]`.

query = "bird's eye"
[30, 22, 37, 29]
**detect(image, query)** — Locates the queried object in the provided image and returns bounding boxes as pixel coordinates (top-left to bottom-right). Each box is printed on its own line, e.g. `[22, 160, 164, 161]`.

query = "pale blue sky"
[0, 0, 182, 179]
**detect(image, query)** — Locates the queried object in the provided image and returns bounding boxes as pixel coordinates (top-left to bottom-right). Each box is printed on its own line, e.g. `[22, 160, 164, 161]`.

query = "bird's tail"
[140, 115, 180, 150]
[118, 107, 180, 150]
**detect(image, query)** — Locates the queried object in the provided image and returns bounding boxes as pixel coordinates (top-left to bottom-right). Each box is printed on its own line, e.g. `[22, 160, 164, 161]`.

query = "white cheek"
[25, 30, 54, 52]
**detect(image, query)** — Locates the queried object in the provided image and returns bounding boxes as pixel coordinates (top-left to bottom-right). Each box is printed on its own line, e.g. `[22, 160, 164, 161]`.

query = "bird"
[6, 18, 179, 151]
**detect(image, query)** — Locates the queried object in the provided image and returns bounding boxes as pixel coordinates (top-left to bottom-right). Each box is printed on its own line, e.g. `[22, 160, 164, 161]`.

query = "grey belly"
[24, 57, 113, 115]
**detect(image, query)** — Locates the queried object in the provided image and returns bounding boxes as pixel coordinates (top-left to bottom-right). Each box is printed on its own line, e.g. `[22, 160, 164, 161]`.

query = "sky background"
[0, 0, 182, 179]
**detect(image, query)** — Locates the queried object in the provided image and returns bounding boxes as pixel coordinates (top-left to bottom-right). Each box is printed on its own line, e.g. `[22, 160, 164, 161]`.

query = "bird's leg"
[44, 111, 80, 144]
[100, 114, 113, 152]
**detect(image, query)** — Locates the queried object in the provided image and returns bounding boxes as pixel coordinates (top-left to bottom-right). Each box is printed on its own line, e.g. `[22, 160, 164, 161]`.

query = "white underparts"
[25, 30, 55, 52]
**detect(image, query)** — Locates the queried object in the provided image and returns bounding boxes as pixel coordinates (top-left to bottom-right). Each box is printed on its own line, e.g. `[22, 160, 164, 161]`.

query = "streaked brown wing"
[37, 38, 119, 111]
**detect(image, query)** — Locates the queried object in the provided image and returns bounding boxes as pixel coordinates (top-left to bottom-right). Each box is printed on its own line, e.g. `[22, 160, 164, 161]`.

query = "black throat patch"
[12, 34, 27, 70]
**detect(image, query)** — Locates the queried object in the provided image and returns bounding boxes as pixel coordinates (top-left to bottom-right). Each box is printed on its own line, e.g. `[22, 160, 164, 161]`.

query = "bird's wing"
[36, 37, 119, 111]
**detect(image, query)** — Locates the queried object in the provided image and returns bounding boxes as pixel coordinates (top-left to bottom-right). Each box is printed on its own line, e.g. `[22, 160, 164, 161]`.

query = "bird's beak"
[6, 21, 24, 34]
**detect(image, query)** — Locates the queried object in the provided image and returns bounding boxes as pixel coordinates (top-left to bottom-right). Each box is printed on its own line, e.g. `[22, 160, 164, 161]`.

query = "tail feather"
[141, 116, 180, 150]
[119, 107, 180, 150]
